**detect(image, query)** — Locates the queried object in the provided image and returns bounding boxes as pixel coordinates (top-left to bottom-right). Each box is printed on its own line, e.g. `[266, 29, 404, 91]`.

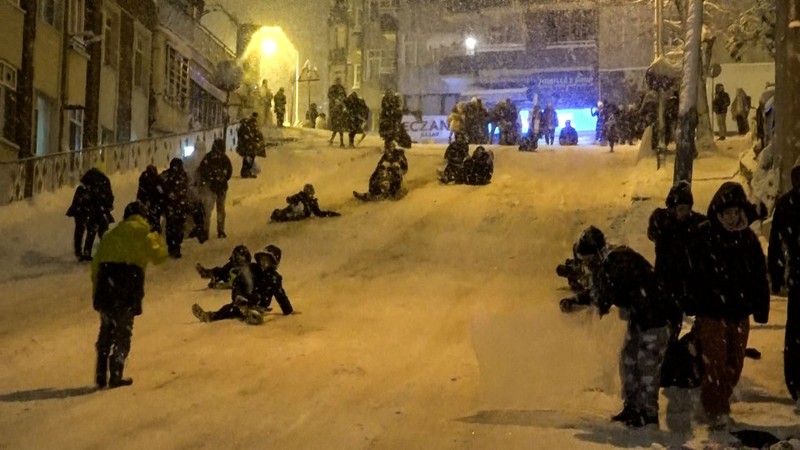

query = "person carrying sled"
[91, 201, 167, 388]
[572, 226, 676, 428]
[270, 184, 341, 222]
[67, 167, 115, 261]
[463, 146, 494, 185]
[196, 244, 252, 289]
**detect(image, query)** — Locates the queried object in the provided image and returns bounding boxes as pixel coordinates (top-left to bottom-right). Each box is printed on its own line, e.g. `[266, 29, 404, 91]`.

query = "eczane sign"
[402, 115, 450, 143]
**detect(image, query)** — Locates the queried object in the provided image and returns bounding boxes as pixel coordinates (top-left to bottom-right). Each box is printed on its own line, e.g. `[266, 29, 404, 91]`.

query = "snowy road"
[1, 132, 797, 449]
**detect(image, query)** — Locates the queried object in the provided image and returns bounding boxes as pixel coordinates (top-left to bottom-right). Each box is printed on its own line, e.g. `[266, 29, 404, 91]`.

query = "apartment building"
[0, 0, 234, 162]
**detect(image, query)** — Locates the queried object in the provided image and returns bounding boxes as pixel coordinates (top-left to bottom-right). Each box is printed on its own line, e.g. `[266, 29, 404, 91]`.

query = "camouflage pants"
[620, 324, 671, 417]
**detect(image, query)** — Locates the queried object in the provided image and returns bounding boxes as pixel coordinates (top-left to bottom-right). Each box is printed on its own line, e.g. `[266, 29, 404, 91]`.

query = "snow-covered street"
[0, 132, 797, 449]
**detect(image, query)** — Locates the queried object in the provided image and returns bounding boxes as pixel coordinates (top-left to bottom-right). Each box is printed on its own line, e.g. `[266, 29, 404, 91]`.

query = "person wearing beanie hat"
[768, 166, 800, 410]
[562, 226, 675, 428]
[161, 158, 189, 258]
[270, 184, 341, 222]
[693, 181, 770, 429]
[90, 201, 167, 388]
[195, 244, 251, 289]
[252, 244, 294, 315]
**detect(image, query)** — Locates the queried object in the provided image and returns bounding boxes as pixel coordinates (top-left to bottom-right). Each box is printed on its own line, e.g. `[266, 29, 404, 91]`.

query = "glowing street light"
[465, 36, 477, 55]
[261, 38, 277, 56]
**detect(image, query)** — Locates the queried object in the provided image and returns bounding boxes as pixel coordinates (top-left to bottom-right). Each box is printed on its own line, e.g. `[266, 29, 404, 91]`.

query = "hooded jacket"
[696, 182, 770, 322]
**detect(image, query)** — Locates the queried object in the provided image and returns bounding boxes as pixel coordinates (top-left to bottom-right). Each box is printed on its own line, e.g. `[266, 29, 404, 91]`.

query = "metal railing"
[0, 125, 240, 206]
[158, 1, 236, 69]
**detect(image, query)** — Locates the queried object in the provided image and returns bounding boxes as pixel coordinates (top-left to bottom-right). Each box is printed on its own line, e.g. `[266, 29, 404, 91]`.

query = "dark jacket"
[648, 208, 707, 317]
[285, 191, 338, 218]
[274, 90, 287, 114]
[198, 150, 233, 195]
[137, 166, 165, 217]
[695, 182, 770, 323]
[160, 163, 189, 217]
[253, 265, 293, 314]
[712, 90, 731, 114]
[463, 147, 493, 185]
[236, 117, 264, 157]
[559, 126, 578, 145]
[68, 168, 115, 224]
[768, 189, 800, 292]
[592, 246, 677, 330]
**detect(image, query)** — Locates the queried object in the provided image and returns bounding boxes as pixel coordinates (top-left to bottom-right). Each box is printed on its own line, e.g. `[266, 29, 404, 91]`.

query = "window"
[68, 109, 83, 150]
[335, 26, 347, 49]
[190, 82, 224, 128]
[165, 46, 190, 111]
[40, 0, 63, 29]
[102, 8, 120, 69]
[403, 39, 417, 66]
[67, 0, 84, 36]
[366, 49, 394, 79]
[0, 61, 17, 144]
[352, 64, 361, 89]
[133, 32, 149, 89]
[543, 9, 596, 44]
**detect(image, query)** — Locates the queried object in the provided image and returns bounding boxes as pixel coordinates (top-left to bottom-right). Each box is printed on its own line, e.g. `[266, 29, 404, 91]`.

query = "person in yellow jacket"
[91, 201, 168, 389]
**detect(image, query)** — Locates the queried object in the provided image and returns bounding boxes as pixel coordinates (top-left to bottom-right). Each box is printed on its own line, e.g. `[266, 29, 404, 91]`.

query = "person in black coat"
[236, 113, 264, 178]
[252, 245, 294, 315]
[574, 226, 676, 428]
[439, 134, 469, 184]
[768, 165, 800, 406]
[192, 248, 263, 325]
[694, 181, 770, 429]
[345, 91, 369, 147]
[198, 138, 233, 239]
[463, 146, 494, 185]
[558, 120, 579, 146]
[136, 165, 165, 232]
[160, 158, 189, 258]
[270, 184, 341, 222]
[712, 83, 731, 141]
[273, 87, 287, 127]
[196, 244, 251, 289]
[66, 167, 115, 261]
[354, 142, 408, 201]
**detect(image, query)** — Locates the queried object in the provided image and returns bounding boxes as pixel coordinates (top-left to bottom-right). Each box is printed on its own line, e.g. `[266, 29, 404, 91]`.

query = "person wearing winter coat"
[463, 146, 494, 185]
[447, 103, 466, 143]
[575, 226, 676, 429]
[192, 245, 294, 324]
[541, 104, 559, 145]
[306, 102, 319, 128]
[197, 138, 233, 239]
[379, 90, 404, 145]
[183, 140, 207, 242]
[270, 184, 341, 222]
[712, 84, 731, 141]
[558, 120, 579, 146]
[273, 88, 287, 127]
[603, 103, 621, 153]
[354, 142, 408, 201]
[439, 133, 469, 184]
[768, 166, 800, 409]
[731, 88, 751, 136]
[160, 158, 189, 258]
[260, 79, 274, 127]
[136, 165, 165, 232]
[66, 167, 115, 261]
[695, 181, 770, 429]
[196, 244, 252, 289]
[591, 101, 605, 143]
[345, 91, 369, 147]
[236, 112, 264, 178]
[91, 201, 167, 388]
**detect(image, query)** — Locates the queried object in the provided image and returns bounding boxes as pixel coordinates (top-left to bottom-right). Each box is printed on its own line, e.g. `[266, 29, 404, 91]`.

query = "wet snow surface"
[0, 130, 798, 448]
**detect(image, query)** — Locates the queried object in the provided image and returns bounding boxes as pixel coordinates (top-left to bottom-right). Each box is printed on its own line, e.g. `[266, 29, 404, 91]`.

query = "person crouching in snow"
[463, 146, 494, 185]
[574, 226, 676, 428]
[270, 184, 341, 222]
[439, 133, 469, 184]
[195, 244, 251, 289]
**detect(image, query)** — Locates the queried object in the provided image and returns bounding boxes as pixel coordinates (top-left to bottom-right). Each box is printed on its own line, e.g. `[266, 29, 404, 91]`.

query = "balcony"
[439, 46, 597, 76]
[158, 1, 236, 70]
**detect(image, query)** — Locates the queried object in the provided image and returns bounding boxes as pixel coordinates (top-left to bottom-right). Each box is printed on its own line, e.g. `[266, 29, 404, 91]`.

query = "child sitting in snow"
[270, 184, 340, 222]
[195, 245, 251, 288]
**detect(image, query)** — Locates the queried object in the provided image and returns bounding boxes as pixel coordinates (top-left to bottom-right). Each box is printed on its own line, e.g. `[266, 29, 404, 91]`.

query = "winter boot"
[95, 353, 109, 389]
[192, 304, 211, 322]
[611, 404, 639, 423]
[244, 309, 264, 325]
[108, 360, 133, 389]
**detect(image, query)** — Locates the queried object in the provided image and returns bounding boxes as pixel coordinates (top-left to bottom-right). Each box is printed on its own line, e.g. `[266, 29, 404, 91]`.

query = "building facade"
[0, 0, 234, 162]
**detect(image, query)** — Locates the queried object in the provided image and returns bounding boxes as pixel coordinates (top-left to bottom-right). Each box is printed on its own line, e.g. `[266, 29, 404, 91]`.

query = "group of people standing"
[327, 78, 371, 148]
[559, 178, 800, 433]
[256, 79, 287, 128]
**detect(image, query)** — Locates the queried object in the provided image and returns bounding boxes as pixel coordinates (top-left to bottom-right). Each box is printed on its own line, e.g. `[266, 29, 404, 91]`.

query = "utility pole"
[655, 0, 667, 168]
[674, 0, 703, 184]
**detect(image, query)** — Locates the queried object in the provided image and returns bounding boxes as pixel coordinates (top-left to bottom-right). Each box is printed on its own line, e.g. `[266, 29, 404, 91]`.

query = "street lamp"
[465, 36, 477, 55]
